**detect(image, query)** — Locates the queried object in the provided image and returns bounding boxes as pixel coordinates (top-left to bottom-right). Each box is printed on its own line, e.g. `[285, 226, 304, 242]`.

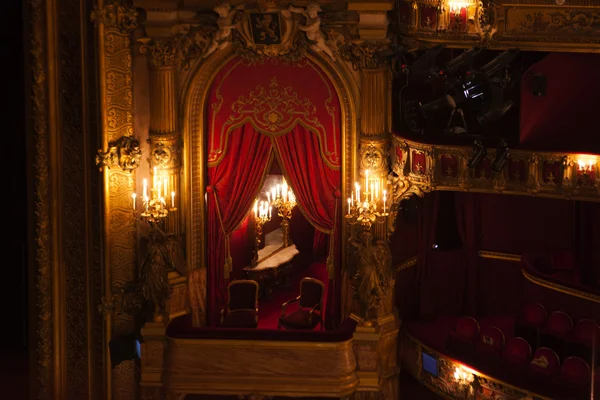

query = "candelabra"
[576, 159, 596, 187]
[251, 199, 272, 267]
[346, 170, 389, 233]
[131, 166, 177, 227]
[269, 178, 297, 248]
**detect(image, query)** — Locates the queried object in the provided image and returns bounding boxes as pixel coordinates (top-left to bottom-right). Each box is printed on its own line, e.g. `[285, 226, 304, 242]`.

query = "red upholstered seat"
[515, 303, 547, 350]
[220, 280, 259, 328]
[560, 356, 591, 386]
[502, 337, 532, 366]
[546, 311, 574, 337]
[447, 317, 480, 361]
[529, 347, 560, 376]
[279, 277, 324, 330]
[569, 318, 600, 345]
[476, 325, 505, 361]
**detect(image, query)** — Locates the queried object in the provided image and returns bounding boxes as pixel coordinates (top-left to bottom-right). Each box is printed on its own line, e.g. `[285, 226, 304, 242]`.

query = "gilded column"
[140, 38, 183, 237]
[93, 2, 140, 400]
[344, 2, 400, 400]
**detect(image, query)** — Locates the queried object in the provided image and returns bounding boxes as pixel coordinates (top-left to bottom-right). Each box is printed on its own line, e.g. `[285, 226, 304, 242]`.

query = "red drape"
[454, 192, 480, 316]
[416, 192, 440, 318]
[273, 125, 341, 326]
[207, 123, 273, 325]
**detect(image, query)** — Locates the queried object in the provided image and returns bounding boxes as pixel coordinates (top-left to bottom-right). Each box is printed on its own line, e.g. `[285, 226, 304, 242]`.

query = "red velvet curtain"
[273, 125, 341, 326]
[207, 123, 273, 325]
[454, 192, 480, 316]
[416, 192, 440, 318]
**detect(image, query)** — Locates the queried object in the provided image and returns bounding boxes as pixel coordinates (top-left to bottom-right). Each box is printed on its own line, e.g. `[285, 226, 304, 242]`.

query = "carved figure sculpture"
[139, 228, 176, 321]
[349, 229, 394, 319]
[203, 2, 245, 59]
[289, 3, 336, 61]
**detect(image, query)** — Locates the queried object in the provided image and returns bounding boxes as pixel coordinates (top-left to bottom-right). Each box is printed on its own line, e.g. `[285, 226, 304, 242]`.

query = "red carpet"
[257, 259, 329, 329]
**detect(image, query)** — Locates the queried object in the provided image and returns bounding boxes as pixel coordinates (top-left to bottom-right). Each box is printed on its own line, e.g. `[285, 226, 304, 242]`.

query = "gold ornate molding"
[96, 135, 142, 172]
[397, 0, 600, 52]
[91, 2, 138, 33]
[360, 138, 390, 174]
[396, 255, 418, 271]
[389, 135, 600, 206]
[477, 250, 522, 262]
[339, 41, 393, 71]
[139, 37, 180, 68]
[522, 267, 600, 304]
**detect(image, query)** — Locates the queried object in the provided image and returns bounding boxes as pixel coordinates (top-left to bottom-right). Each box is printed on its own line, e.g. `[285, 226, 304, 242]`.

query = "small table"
[243, 229, 299, 298]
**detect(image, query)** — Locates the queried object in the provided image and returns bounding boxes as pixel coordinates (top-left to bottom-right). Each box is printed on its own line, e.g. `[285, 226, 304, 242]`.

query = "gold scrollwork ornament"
[96, 135, 142, 172]
[338, 41, 392, 71]
[91, 3, 138, 32]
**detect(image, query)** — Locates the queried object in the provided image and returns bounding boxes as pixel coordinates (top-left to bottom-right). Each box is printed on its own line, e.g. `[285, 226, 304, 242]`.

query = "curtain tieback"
[211, 190, 233, 280]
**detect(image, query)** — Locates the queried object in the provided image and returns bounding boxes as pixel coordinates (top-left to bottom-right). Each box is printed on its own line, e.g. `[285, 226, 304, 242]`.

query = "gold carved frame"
[181, 47, 359, 324]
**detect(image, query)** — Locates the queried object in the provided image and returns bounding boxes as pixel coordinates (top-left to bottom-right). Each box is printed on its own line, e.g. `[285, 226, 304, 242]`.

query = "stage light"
[491, 139, 510, 172]
[481, 48, 520, 77]
[467, 140, 487, 169]
[477, 99, 514, 125]
[443, 47, 482, 76]
[420, 95, 455, 115]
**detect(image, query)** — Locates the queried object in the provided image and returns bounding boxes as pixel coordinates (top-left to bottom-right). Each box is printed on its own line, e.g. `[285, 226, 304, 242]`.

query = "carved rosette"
[148, 133, 181, 171]
[360, 138, 390, 178]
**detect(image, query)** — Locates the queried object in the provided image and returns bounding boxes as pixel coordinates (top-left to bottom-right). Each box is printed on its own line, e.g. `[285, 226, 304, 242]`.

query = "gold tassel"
[224, 235, 232, 279]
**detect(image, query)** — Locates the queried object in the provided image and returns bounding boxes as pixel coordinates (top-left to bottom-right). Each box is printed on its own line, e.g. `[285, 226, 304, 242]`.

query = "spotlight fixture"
[420, 95, 455, 115]
[467, 140, 487, 169]
[476, 86, 514, 125]
[443, 47, 483, 76]
[481, 48, 520, 78]
[491, 139, 510, 172]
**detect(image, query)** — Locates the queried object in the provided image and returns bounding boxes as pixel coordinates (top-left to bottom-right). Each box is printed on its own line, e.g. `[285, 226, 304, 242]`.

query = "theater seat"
[567, 318, 600, 365]
[447, 317, 480, 362]
[560, 356, 591, 386]
[515, 303, 547, 350]
[475, 325, 505, 368]
[502, 337, 532, 368]
[278, 277, 324, 330]
[530, 347, 560, 377]
[539, 311, 573, 358]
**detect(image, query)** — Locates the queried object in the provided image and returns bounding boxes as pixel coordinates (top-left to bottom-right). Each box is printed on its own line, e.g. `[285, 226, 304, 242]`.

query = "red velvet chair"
[502, 337, 532, 367]
[560, 356, 591, 386]
[278, 277, 325, 330]
[475, 325, 505, 367]
[529, 347, 561, 377]
[515, 303, 547, 350]
[220, 280, 259, 328]
[447, 317, 480, 361]
[539, 310, 573, 358]
[567, 318, 600, 365]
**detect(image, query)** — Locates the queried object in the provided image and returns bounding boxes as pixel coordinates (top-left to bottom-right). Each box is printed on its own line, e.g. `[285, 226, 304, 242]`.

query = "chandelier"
[346, 169, 389, 230]
[131, 166, 177, 226]
[269, 178, 296, 247]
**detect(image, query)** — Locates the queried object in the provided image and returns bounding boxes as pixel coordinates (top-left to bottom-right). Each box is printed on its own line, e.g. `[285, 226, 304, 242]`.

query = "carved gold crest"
[237, 4, 298, 57]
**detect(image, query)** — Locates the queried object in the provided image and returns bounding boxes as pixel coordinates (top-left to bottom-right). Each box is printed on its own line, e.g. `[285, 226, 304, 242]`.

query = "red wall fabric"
[520, 53, 600, 153]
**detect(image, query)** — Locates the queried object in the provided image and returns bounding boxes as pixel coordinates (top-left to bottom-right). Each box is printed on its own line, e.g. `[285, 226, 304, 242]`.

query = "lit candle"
[157, 179, 162, 199]
[355, 182, 360, 203]
[271, 187, 276, 201]
[351, 192, 354, 207]
[267, 192, 270, 203]
[171, 191, 175, 208]
[347, 198, 351, 215]
[131, 193, 137, 210]
[383, 190, 387, 213]
[282, 180, 288, 202]
[277, 184, 281, 198]
[269, 205, 272, 219]
[253, 200, 258, 216]
[143, 179, 147, 199]
[365, 170, 369, 192]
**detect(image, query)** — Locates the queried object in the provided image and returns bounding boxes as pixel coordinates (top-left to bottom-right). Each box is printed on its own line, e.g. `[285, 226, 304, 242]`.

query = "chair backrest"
[530, 347, 561, 375]
[299, 277, 325, 309]
[560, 356, 591, 385]
[480, 325, 506, 350]
[547, 310, 574, 337]
[570, 318, 600, 345]
[455, 317, 480, 342]
[521, 303, 547, 326]
[503, 337, 532, 365]
[227, 280, 259, 311]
